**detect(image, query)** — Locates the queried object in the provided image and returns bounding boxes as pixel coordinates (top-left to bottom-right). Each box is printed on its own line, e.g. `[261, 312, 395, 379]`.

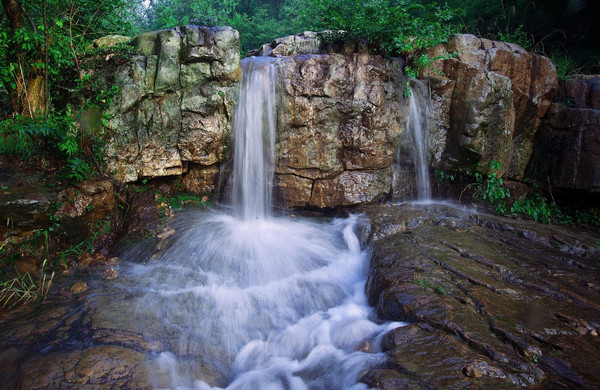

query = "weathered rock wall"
[103, 26, 240, 193]
[103, 28, 599, 207]
[260, 33, 409, 209]
[527, 75, 600, 192]
[420, 34, 558, 180]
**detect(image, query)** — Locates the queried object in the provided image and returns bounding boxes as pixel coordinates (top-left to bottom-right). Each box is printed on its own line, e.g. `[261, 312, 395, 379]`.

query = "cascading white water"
[231, 58, 277, 221]
[110, 56, 402, 390]
[407, 86, 432, 201]
[393, 81, 432, 202]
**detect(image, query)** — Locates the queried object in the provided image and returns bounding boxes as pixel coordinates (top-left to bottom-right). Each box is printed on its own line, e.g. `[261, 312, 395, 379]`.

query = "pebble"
[103, 268, 118, 280]
[70, 281, 88, 294]
[157, 228, 175, 240]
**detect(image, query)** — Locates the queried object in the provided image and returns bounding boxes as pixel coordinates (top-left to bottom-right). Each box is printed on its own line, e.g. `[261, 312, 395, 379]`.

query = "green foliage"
[468, 161, 511, 214]
[435, 169, 456, 183]
[433, 0, 599, 74]
[510, 189, 560, 223]
[298, 0, 458, 56]
[550, 52, 579, 80]
[413, 277, 446, 296]
[0, 112, 94, 182]
[158, 193, 212, 211]
[497, 24, 531, 50]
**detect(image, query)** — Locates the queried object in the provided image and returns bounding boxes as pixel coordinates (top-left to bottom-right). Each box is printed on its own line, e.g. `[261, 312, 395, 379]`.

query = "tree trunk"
[1, 0, 23, 30]
[1, 0, 47, 117]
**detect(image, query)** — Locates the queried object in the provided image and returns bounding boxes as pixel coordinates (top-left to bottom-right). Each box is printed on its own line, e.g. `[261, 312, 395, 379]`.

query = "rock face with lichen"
[420, 34, 558, 180]
[103, 26, 240, 192]
[254, 32, 410, 209]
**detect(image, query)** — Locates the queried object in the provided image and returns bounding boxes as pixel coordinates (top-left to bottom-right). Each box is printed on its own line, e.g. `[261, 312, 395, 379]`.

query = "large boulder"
[257, 33, 410, 209]
[420, 34, 558, 180]
[103, 26, 241, 192]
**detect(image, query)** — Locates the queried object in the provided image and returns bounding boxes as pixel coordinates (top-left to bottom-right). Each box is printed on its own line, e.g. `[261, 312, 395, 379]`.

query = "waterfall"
[393, 80, 432, 202]
[231, 57, 277, 221]
[103, 56, 403, 390]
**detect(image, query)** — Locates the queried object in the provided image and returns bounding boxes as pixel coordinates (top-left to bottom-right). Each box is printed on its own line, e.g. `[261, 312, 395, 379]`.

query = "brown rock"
[78, 252, 94, 267]
[557, 75, 600, 110]
[107, 256, 119, 265]
[70, 281, 88, 294]
[103, 268, 118, 280]
[309, 169, 391, 209]
[103, 26, 240, 183]
[274, 174, 313, 209]
[17, 346, 149, 389]
[59, 180, 115, 221]
[273, 52, 407, 208]
[526, 102, 600, 192]
[77, 252, 106, 267]
[14, 258, 38, 274]
[363, 202, 600, 389]
[421, 34, 558, 180]
[180, 163, 220, 194]
[157, 227, 175, 240]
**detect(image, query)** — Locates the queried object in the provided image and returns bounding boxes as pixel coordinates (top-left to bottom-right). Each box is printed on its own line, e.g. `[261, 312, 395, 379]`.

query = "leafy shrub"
[510, 191, 561, 223]
[498, 24, 532, 50]
[0, 112, 94, 182]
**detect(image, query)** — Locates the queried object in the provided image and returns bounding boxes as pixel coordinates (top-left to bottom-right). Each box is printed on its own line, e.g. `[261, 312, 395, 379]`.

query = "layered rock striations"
[103, 26, 241, 192]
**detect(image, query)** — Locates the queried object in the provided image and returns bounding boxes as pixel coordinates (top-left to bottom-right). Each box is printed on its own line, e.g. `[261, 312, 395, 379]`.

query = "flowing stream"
[116, 57, 402, 389]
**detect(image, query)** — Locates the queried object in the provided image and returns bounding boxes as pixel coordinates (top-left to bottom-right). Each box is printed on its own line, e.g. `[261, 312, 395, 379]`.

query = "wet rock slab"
[362, 202, 600, 389]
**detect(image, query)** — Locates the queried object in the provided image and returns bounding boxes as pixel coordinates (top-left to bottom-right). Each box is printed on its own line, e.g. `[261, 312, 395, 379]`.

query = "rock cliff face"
[258, 33, 409, 209]
[103, 26, 240, 192]
[421, 34, 558, 180]
[527, 75, 600, 192]
[104, 28, 598, 207]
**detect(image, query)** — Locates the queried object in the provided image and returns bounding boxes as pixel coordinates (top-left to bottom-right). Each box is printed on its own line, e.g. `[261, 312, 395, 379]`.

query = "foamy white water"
[117, 57, 403, 389]
[231, 57, 277, 222]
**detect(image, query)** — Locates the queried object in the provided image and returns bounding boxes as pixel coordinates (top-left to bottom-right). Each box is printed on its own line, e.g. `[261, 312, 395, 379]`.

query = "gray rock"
[103, 26, 241, 186]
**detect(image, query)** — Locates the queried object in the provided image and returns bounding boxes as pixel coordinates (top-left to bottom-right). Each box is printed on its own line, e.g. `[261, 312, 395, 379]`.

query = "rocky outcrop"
[362, 203, 600, 389]
[527, 75, 600, 192]
[421, 34, 558, 180]
[103, 25, 240, 194]
[256, 32, 409, 209]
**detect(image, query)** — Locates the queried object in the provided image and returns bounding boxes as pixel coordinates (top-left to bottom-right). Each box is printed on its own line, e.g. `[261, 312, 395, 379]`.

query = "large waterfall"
[110, 57, 402, 389]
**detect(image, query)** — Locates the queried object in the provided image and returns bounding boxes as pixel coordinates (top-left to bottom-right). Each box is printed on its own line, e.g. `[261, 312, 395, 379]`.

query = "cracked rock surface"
[362, 202, 600, 389]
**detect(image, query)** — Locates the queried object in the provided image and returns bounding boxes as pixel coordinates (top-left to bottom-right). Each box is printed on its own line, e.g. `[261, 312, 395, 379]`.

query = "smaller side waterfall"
[393, 80, 432, 201]
[231, 57, 278, 221]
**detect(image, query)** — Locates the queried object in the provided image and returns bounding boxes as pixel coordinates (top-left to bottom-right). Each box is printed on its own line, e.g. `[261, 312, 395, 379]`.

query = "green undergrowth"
[436, 161, 600, 227]
[0, 43, 134, 185]
[157, 193, 214, 211]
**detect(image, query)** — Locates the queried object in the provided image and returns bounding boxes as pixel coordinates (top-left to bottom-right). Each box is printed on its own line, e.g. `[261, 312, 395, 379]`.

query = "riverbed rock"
[421, 34, 558, 180]
[103, 26, 240, 186]
[362, 202, 600, 389]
